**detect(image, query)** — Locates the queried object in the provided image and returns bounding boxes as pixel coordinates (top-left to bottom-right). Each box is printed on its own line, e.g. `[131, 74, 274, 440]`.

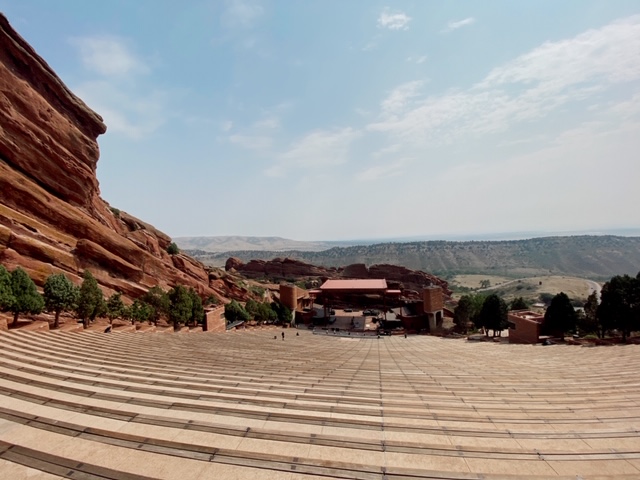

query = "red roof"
[320, 279, 388, 290]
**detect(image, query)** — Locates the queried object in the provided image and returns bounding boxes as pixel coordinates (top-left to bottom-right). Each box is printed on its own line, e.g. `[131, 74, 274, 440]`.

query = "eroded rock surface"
[0, 14, 215, 299]
[229, 257, 450, 296]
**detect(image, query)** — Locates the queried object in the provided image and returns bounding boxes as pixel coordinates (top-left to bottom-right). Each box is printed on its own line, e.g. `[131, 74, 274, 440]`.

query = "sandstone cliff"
[0, 14, 217, 300]
[227, 257, 451, 296]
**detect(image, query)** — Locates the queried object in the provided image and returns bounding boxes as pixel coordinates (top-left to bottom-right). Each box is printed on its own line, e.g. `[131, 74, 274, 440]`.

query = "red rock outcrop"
[229, 257, 337, 279]
[229, 256, 450, 296]
[0, 14, 216, 300]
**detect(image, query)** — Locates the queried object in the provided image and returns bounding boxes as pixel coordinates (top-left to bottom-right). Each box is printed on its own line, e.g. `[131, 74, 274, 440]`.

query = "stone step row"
[6, 332, 640, 401]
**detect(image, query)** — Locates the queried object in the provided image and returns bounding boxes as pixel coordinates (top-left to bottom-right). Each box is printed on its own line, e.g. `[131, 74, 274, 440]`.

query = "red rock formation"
[0, 14, 216, 300]
[229, 256, 450, 296]
[230, 257, 334, 278]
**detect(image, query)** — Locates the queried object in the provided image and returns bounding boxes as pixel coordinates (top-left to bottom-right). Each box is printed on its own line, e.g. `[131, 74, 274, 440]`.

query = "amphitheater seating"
[0, 329, 639, 479]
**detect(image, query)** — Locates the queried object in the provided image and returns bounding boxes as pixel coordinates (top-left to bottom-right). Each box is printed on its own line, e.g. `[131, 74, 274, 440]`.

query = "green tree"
[509, 297, 529, 310]
[43, 273, 78, 329]
[168, 285, 192, 330]
[245, 299, 259, 317]
[539, 292, 554, 305]
[478, 294, 508, 337]
[597, 274, 639, 341]
[9, 267, 44, 326]
[468, 294, 487, 330]
[224, 300, 250, 323]
[141, 286, 169, 325]
[479, 279, 491, 289]
[76, 270, 104, 329]
[167, 242, 179, 255]
[106, 292, 125, 324]
[0, 265, 15, 312]
[128, 299, 152, 325]
[543, 292, 577, 341]
[578, 291, 599, 336]
[205, 295, 219, 306]
[187, 288, 204, 327]
[271, 301, 292, 324]
[453, 295, 473, 333]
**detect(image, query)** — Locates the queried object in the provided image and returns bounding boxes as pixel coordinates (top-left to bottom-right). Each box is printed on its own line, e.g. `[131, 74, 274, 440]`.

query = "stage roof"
[320, 279, 388, 291]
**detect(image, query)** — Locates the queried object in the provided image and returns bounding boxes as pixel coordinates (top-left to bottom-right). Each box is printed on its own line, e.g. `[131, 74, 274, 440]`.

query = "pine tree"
[9, 267, 44, 326]
[76, 271, 104, 329]
[43, 273, 78, 329]
[168, 285, 192, 330]
[0, 265, 15, 312]
[106, 292, 125, 324]
[543, 292, 577, 341]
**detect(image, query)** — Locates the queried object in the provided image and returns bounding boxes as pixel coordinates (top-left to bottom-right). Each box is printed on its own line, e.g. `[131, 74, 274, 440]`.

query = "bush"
[167, 242, 179, 255]
[110, 207, 121, 218]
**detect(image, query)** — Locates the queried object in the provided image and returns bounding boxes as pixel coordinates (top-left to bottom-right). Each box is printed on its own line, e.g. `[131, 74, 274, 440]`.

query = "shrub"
[167, 242, 179, 255]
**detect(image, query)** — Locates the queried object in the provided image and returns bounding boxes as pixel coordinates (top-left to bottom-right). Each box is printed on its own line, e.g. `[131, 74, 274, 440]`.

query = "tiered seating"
[0, 329, 639, 479]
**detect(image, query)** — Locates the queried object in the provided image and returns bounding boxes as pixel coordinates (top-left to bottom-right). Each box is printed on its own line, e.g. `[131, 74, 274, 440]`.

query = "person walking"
[282, 331, 285, 341]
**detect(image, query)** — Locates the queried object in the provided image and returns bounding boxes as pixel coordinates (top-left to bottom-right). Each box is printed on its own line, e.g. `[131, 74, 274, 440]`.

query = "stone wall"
[203, 305, 226, 333]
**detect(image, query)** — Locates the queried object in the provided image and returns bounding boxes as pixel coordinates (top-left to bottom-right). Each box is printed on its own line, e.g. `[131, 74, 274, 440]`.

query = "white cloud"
[74, 81, 168, 140]
[222, 0, 264, 28]
[228, 133, 272, 150]
[69, 36, 148, 77]
[356, 160, 406, 182]
[266, 128, 360, 177]
[381, 80, 424, 117]
[253, 116, 280, 130]
[406, 55, 428, 64]
[369, 15, 640, 146]
[70, 35, 170, 140]
[377, 9, 411, 31]
[442, 17, 476, 33]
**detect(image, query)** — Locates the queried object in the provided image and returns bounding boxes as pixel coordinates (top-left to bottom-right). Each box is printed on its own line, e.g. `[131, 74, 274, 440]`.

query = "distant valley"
[185, 235, 640, 280]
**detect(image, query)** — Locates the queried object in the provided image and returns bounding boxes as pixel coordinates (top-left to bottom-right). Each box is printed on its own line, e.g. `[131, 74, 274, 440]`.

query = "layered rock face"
[0, 14, 216, 300]
[227, 257, 451, 296]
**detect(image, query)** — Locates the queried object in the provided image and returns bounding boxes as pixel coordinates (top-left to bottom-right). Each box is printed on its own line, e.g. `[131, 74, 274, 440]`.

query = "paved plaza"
[0, 328, 639, 479]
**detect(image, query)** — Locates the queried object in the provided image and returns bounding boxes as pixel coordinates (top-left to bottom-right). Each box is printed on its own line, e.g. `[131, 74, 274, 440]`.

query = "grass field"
[451, 274, 599, 304]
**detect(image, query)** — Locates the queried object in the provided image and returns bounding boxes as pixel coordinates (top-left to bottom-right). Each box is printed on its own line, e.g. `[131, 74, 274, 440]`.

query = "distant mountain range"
[174, 235, 362, 252]
[184, 235, 640, 280]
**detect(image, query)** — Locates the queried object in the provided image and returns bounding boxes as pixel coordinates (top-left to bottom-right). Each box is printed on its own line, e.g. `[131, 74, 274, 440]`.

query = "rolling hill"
[186, 235, 640, 280]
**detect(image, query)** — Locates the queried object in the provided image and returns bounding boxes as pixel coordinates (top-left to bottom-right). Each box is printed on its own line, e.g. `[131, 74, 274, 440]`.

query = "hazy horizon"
[176, 227, 640, 252]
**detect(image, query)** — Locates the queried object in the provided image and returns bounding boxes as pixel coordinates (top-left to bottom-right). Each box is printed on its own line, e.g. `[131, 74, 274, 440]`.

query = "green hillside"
[188, 235, 640, 280]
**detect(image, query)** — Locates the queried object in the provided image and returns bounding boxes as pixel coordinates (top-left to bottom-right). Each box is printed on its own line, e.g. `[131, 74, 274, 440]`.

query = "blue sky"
[2, 1, 640, 241]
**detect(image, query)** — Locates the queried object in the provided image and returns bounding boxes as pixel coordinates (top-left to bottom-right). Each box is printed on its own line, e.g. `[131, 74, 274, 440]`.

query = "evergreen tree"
[187, 288, 204, 327]
[597, 274, 639, 341]
[453, 295, 473, 333]
[478, 294, 508, 337]
[128, 299, 152, 325]
[271, 301, 292, 324]
[168, 285, 192, 330]
[469, 294, 487, 330]
[0, 265, 15, 312]
[9, 267, 44, 326]
[579, 291, 599, 336]
[224, 300, 250, 323]
[141, 286, 169, 325]
[106, 292, 125, 324]
[543, 292, 577, 340]
[509, 297, 529, 310]
[43, 273, 78, 329]
[76, 270, 104, 329]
